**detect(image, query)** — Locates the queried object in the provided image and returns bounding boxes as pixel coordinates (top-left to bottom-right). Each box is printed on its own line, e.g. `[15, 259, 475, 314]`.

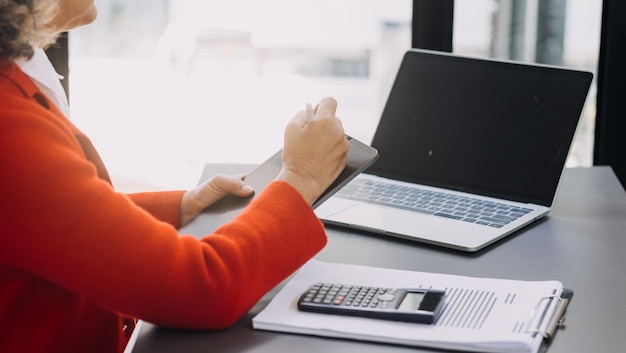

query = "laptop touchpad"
[327, 203, 444, 236]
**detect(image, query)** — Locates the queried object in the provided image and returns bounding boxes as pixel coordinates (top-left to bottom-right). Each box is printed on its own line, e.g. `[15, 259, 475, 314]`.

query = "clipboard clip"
[525, 289, 573, 340]
[543, 289, 572, 340]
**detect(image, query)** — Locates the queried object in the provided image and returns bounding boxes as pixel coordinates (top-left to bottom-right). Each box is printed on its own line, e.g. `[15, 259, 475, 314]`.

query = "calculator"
[297, 282, 446, 324]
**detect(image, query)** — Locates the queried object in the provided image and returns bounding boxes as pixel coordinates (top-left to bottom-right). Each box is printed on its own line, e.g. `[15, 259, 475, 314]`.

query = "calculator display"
[397, 292, 426, 311]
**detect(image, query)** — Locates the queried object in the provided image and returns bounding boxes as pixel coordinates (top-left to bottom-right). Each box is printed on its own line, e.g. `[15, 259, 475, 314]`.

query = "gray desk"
[132, 166, 626, 353]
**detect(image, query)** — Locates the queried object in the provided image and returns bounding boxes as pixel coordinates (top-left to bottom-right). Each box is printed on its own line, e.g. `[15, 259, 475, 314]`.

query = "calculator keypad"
[300, 283, 397, 309]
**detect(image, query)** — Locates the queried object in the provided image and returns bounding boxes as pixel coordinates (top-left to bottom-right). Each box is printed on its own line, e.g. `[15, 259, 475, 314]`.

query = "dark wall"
[412, 0, 454, 52]
[595, 0, 626, 188]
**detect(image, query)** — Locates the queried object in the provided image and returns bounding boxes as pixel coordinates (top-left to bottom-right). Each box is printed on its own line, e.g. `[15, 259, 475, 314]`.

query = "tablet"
[178, 135, 379, 237]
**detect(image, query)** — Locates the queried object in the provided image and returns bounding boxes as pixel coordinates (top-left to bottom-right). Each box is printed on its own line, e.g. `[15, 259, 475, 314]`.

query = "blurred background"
[66, 0, 602, 192]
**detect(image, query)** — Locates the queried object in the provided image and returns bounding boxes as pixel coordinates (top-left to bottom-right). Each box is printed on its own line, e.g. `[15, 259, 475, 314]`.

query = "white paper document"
[252, 260, 564, 353]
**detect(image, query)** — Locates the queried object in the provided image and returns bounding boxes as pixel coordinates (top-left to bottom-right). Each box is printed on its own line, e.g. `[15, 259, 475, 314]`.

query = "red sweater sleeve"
[127, 191, 185, 228]
[0, 65, 327, 352]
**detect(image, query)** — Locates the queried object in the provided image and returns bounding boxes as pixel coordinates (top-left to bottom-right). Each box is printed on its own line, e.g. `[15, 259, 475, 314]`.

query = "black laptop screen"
[368, 49, 593, 206]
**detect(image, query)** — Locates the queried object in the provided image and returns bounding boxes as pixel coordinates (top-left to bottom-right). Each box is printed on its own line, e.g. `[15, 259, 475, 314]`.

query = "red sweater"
[0, 63, 327, 353]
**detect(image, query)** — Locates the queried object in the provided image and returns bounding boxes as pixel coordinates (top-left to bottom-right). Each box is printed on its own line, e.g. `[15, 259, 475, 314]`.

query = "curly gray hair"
[0, 0, 59, 64]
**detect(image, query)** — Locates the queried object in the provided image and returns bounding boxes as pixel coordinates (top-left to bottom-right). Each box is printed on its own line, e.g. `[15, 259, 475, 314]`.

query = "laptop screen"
[368, 49, 593, 206]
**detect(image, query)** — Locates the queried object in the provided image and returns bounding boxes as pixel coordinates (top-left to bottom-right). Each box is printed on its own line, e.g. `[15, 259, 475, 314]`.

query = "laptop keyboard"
[335, 179, 533, 228]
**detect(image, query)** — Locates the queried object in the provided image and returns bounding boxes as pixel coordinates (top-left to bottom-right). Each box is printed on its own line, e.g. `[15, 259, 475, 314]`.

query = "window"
[70, 0, 600, 191]
[69, 0, 412, 191]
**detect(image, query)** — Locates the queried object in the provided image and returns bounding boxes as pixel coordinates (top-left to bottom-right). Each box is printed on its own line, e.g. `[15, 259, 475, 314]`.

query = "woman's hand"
[179, 174, 254, 226]
[277, 97, 350, 205]
[180, 96, 347, 224]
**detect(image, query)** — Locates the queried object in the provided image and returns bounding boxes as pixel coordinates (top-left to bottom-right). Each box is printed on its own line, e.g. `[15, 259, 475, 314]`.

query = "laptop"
[315, 49, 593, 252]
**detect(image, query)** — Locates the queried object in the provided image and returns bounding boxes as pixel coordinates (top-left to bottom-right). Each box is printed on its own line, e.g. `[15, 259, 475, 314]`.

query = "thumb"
[203, 174, 254, 198]
[180, 174, 254, 226]
[192, 174, 254, 211]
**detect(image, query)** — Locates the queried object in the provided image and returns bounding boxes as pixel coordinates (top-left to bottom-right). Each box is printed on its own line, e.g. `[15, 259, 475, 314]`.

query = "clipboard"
[179, 135, 378, 237]
[253, 259, 572, 353]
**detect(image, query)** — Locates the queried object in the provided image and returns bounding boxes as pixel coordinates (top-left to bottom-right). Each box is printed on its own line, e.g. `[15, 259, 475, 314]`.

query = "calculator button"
[377, 293, 395, 302]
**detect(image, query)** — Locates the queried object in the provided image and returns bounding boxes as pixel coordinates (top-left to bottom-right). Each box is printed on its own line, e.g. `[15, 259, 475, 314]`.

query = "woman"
[0, 1, 350, 352]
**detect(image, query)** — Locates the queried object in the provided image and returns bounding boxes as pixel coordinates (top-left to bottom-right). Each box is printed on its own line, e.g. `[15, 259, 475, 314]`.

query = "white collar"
[16, 46, 71, 117]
